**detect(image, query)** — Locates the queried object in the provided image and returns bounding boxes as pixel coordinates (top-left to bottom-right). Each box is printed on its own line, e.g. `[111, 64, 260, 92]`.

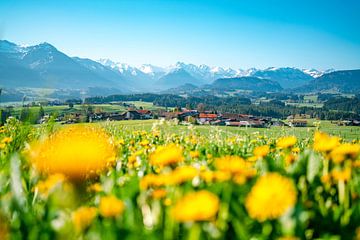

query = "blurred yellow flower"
[277, 136, 297, 149]
[116, 139, 125, 145]
[253, 145, 270, 158]
[87, 183, 103, 193]
[214, 155, 256, 184]
[330, 143, 360, 163]
[34, 174, 65, 197]
[170, 166, 198, 185]
[291, 147, 300, 154]
[354, 160, 360, 168]
[140, 174, 169, 190]
[200, 170, 231, 183]
[215, 155, 253, 175]
[313, 132, 340, 153]
[245, 173, 297, 221]
[151, 189, 167, 199]
[331, 168, 351, 182]
[99, 195, 125, 218]
[28, 125, 117, 180]
[149, 144, 184, 167]
[172, 190, 219, 222]
[140, 139, 150, 146]
[321, 174, 331, 184]
[1, 137, 12, 144]
[190, 150, 200, 158]
[284, 153, 296, 165]
[72, 207, 97, 232]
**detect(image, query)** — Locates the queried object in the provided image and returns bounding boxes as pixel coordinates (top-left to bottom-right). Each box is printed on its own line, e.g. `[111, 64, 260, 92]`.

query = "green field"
[96, 119, 360, 141]
[7, 101, 165, 118]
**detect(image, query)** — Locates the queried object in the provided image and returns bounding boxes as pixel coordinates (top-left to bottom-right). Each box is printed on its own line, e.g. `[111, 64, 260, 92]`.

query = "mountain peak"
[35, 42, 57, 50]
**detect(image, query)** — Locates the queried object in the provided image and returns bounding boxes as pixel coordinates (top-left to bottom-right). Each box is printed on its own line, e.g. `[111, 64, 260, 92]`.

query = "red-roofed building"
[198, 113, 218, 124]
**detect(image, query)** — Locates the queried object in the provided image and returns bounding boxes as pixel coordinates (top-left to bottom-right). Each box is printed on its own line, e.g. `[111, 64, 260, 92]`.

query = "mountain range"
[1, 40, 359, 98]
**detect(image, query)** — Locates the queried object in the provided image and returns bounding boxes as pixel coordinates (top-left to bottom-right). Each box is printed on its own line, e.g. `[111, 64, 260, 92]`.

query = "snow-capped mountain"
[138, 64, 166, 75]
[303, 68, 336, 78]
[252, 67, 314, 88]
[1, 40, 342, 93]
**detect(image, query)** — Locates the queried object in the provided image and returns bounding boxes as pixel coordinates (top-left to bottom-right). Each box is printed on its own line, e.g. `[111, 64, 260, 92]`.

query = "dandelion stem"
[188, 223, 201, 240]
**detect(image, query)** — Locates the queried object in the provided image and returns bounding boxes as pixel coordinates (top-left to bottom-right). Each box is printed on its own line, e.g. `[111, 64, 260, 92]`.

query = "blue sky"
[1, 0, 359, 70]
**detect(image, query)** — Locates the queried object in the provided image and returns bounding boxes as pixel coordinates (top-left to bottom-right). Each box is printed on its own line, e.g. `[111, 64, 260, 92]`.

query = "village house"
[288, 119, 308, 127]
[198, 113, 218, 124]
[122, 110, 153, 120]
[287, 114, 311, 120]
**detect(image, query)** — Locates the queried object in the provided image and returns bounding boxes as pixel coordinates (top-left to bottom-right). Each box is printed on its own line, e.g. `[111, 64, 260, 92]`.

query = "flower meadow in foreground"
[0, 118, 359, 239]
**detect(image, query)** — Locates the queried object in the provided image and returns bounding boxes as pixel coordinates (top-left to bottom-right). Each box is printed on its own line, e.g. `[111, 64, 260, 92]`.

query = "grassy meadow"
[0, 118, 359, 239]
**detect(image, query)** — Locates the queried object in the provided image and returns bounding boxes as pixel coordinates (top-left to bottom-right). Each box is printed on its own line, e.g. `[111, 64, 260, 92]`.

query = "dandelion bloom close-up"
[72, 207, 97, 232]
[99, 195, 125, 218]
[277, 136, 297, 149]
[172, 190, 220, 222]
[27, 125, 117, 179]
[149, 144, 184, 167]
[245, 173, 297, 221]
[330, 143, 360, 163]
[313, 131, 340, 153]
[253, 145, 270, 158]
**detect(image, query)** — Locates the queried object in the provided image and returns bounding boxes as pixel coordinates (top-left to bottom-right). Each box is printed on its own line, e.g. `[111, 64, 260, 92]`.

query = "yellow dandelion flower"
[213, 171, 232, 182]
[172, 190, 219, 222]
[170, 166, 198, 185]
[321, 174, 331, 184]
[140, 139, 150, 146]
[190, 150, 200, 158]
[0, 143, 6, 150]
[253, 145, 270, 158]
[284, 153, 296, 165]
[247, 156, 258, 162]
[72, 207, 97, 232]
[116, 139, 125, 146]
[1, 137, 12, 144]
[277, 136, 297, 149]
[34, 174, 65, 198]
[27, 125, 117, 180]
[149, 144, 184, 167]
[87, 183, 103, 193]
[99, 195, 125, 218]
[353, 160, 360, 168]
[200, 170, 215, 183]
[313, 131, 340, 153]
[291, 147, 300, 154]
[245, 173, 297, 221]
[151, 189, 167, 199]
[233, 174, 247, 185]
[200, 170, 231, 183]
[330, 143, 360, 163]
[140, 174, 169, 190]
[331, 168, 351, 182]
[215, 155, 254, 175]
